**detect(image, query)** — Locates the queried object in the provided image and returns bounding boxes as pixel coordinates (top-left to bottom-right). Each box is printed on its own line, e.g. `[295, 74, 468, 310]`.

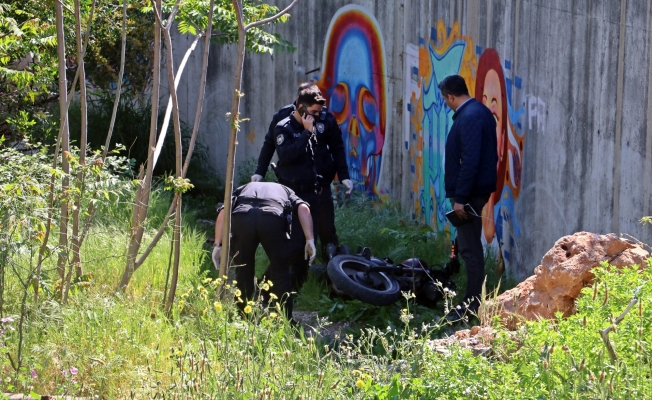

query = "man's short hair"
[297, 82, 321, 97]
[438, 75, 469, 97]
[297, 88, 326, 107]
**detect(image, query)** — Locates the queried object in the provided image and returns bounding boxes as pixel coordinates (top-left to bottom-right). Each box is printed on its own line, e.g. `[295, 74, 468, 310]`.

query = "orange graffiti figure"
[475, 48, 508, 244]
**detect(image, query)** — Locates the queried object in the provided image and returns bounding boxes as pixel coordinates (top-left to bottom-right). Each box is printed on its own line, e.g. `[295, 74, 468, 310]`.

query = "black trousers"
[318, 184, 338, 255]
[453, 194, 489, 305]
[230, 208, 305, 317]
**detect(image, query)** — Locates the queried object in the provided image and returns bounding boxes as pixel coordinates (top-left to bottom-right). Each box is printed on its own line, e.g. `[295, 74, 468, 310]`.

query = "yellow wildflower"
[234, 289, 242, 297]
[244, 305, 252, 314]
[214, 302, 223, 312]
[355, 380, 365, 389]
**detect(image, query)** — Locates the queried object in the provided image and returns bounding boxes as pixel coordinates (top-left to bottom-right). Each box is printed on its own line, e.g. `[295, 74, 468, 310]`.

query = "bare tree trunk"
[154, 34, 201, 170]
[55, 0, 70, 284]
[79, 0, 126, 249]
[218, 0, 246, 279]
[102, 0, 127, 160]
[35, 2, 95, 302]
[159, 10, 185, 316]
[119, 0, 162, 291]
[183, 0, 215, 177]
[65, 0, 89, 303]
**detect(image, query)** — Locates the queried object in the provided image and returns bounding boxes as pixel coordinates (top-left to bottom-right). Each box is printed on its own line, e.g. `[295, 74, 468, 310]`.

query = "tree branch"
[599, 286, 642, 362]
[153, 33, 202, 170]
[55, 0, 74, 14]
[244, 0, 300, 31]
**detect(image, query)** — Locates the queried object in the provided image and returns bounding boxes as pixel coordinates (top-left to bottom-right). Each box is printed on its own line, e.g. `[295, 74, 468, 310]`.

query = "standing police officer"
[252, 83, 352, 257]
[212, 182, 316, 319]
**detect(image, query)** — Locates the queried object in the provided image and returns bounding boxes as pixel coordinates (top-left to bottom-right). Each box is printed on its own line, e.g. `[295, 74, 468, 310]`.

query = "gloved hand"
[342, 179, 353, 194]
[211, 246, 221, 270]
[304, 239, 316, 265]
[251, 174, 263, 182]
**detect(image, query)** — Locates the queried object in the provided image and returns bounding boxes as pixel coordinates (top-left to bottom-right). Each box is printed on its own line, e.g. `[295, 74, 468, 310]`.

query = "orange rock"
[497, 232, 648, 329]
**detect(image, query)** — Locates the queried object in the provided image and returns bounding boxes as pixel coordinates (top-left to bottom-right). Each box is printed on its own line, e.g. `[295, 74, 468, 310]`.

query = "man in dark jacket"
[212, 182, 316, 319]
[438, 75, 498, 321]
[252, 83, 352, 257]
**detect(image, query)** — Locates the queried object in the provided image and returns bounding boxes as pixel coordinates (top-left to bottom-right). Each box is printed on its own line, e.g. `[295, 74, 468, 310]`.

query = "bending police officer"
[212, 182, 316, 319]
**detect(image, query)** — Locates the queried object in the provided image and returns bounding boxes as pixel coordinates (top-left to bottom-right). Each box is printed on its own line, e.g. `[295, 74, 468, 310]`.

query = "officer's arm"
[214, 209, 225, 246]
[297, 204, 314, 241]
[254, 114, 281, 177]
[274, 125, 311, 163]
[325, 116, 351, 181]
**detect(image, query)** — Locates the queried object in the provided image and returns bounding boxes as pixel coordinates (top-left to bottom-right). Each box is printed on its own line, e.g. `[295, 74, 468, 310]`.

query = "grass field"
[1, 183, 651, 399]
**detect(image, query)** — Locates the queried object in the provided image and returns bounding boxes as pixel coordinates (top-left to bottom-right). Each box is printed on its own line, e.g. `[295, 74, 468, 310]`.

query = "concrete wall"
[170, 0, 652, 280]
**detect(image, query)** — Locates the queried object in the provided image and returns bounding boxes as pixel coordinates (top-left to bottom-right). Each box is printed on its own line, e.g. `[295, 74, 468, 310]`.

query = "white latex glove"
[211, 246, 221, 270]
[342, 179, 353, 194]
[251, 174, 263, 182]
[304, 239, 316, 265]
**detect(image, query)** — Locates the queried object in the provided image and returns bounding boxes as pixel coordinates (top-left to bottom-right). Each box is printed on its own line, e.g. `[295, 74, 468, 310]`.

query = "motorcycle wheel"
[326, 255, 402, 306]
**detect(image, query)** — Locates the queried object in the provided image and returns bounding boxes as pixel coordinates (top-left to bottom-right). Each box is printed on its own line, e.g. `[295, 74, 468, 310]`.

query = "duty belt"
[237, 198, 284, 213]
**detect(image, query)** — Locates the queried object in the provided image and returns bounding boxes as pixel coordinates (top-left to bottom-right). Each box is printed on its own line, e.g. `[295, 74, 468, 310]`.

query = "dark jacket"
[255, 103, 350, 185]
[444, 98, 498, 204]
[273, 115, 318, 189]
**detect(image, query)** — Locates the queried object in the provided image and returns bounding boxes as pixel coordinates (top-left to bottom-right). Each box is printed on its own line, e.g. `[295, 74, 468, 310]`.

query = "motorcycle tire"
[326, 255, 402, 306]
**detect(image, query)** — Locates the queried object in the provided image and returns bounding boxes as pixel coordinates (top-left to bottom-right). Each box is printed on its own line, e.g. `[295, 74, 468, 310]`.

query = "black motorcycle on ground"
[317, 241, 460, 308]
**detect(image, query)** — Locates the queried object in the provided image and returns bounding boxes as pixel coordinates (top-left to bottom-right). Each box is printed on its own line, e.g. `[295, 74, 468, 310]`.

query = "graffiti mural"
[406, 21, 526, 274]
[314, 5, 388, 196]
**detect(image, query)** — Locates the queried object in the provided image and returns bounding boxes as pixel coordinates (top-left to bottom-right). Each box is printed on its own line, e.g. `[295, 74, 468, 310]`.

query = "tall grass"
[1, 179, 650, 398]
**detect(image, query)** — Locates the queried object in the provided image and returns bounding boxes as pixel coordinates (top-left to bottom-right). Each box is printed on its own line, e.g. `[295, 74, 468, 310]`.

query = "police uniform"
[226, 182, 308, 317]
[256, 103, 349, 255]
[272, 113, 321, 243]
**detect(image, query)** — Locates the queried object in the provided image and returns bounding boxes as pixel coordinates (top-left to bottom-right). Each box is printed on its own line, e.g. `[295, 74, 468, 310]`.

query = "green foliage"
[82, 0, 155, 93]
[173, 0, 295, 54]
[0, 0, 59, 143]
[164, 175, 194, 193]
[497, 263, 652, 399]
[1, 172, 652, 398]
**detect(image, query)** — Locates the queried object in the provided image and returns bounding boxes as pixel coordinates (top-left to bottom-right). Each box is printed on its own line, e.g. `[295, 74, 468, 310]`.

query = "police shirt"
[273, 115, 317, 186]
[256, 104, 350, 185]
[231, 182, 307, 218]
